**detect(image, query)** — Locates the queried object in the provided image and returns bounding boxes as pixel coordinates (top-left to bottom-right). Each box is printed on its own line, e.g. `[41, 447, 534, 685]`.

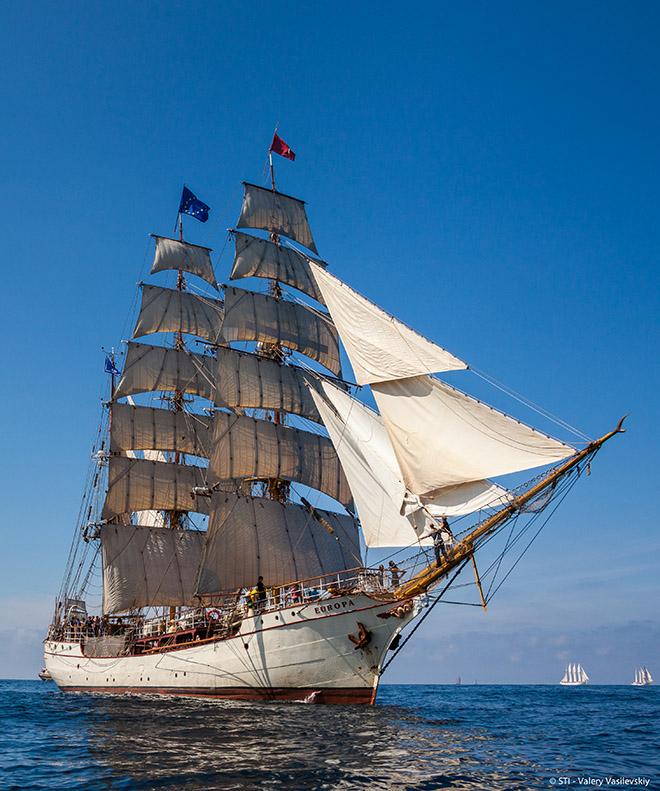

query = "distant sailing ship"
[560, 663, 589, 686]
[43, 136, 624, 704]
[632, 667, 653, 686]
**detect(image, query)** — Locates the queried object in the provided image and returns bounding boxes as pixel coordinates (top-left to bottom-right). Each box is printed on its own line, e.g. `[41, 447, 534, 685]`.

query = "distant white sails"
[309, 261, 466, 385]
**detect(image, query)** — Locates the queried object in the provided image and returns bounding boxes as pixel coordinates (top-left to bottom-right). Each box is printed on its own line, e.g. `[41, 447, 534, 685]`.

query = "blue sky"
[0, 1, 658, 682]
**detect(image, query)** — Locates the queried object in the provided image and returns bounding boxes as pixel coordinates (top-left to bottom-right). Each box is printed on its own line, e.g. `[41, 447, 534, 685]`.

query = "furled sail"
[372, 375, 575, 497]
[208, 411, 353, 508]
[230, 231, 326, 304]
[236, 183, 318, 254]
[102, 456, 210, 519]
[196, 493, 361, 594]
[110, 403, 211, 458]
[101, 524, 205, 614]
[114, 342, 214, 402]
[133, 284, 224, 344]
[150, 235, 218, 290]
[222, 287, 341, 376]
[214, 346, 322, 423]
[310, 381, 508, 547]
[309, 261, 466, 385]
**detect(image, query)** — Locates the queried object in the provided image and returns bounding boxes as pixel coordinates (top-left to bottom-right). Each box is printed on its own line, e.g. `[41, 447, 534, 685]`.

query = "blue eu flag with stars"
[179, 186, 210, 223]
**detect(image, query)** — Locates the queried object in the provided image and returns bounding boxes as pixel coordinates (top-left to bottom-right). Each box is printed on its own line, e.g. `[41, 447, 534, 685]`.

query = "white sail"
[579, 665, 589, 683]
[102, 456, 210, 519]
[237, 183, 318, 254]
[150, 235, 218, 289]
[110, 403, 211, 458]
[231, 231, 326, 304]
[195, 493, 361, 594]
[222, 286, 341, 376]
[309, 381, 509, 547]
[214, 346, 322, 423]
[133, 284, 224, 344]
[309, 261, 466, 385]
[372, 375, 574, 498]
[114, 342, 215, 402]
[101, 524, 204, 615]
[560, 666, 570, 683]
[645, 668, 653, 683]
[208, 411, 353, 508]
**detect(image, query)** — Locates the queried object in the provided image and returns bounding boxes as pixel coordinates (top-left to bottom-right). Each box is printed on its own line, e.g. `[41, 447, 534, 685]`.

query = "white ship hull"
[44, 594, 420, 704]
[559, 681, 588, 686]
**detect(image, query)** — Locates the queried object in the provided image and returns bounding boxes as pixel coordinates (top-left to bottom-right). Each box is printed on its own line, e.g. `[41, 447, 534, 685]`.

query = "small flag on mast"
[104, 355, 119, 376]
[270, 133, 296, 161]
[179, 186, 210, 223]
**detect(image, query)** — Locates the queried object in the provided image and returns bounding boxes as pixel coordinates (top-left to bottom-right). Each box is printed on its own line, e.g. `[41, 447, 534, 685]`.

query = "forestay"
[208, 411, 353, 508]
[213, 346, 322, 423]
[236, 183, 318, 254]
[110, 403, 211, 457]
[101, 524, 205, 614]
[196, 493, 361, 593]
[309, 261, 466, 384]
[230, 231, 326, 304]
[114, 342, 214, 402]
[133, 284, 224, 344]
[310, 381, 508, 547]
[150, 235, 218, 290]
[222, 286, 341, 376]
[102, 456, 210, 519]
[372, 375, 575, 497]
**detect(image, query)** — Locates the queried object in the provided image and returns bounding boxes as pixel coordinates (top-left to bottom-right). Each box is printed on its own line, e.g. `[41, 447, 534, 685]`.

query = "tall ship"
[632, 667, 653, 686]
[560, 663, 590, 686]
[44, 137, 624, 703]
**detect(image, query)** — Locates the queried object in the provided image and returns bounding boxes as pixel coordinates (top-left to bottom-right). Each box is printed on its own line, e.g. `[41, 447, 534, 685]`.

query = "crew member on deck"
[256, 576, 267, 609]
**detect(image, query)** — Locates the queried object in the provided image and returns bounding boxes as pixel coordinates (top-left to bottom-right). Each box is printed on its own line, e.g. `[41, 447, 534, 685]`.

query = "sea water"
[1, 681, 657, 789]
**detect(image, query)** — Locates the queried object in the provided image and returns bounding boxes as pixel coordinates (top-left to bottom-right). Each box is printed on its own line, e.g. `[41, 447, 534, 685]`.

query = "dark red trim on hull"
[59, 685, 375, 705]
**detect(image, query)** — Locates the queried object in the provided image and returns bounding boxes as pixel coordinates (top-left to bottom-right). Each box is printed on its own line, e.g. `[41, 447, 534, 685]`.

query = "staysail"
[230, 231, 326, 304]
[372, 376, 575, 497]
[150, 235, 218, 289]
[133, 284, 224, 344]
[195, 493, 361, 593]
[309, 380, 508, 546]
[236, 183, 318, 254]
[101, 524, 204, 614]
[309, 261, 466, 384]
[222, 286, 341, 376]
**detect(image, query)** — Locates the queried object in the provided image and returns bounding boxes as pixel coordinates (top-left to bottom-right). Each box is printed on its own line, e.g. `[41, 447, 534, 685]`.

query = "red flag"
[270, 133, 296, 161]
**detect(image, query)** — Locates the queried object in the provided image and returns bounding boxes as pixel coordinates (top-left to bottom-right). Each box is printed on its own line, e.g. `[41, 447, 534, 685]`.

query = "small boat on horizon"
[560, 663, 589, 686]
[38, 668, 52, 681]
[632, 667, 653, 686]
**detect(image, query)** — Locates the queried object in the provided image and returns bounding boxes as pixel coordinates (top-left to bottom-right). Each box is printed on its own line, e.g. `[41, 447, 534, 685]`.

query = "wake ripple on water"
[0, 681, 658, 790]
